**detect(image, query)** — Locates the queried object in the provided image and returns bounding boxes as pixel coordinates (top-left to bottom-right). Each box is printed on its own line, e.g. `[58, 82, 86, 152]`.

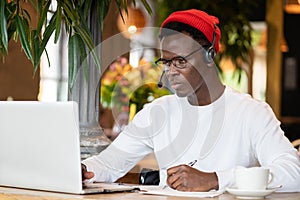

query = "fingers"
[166, 165, 189, 190]
[166, 171, 180, 188]
[167, 164, 188, 176]
[169, 176, 188, 191]
[84, 171, 95, 179]
[81, 163, 94, 180]
[173, 179, 190, 192]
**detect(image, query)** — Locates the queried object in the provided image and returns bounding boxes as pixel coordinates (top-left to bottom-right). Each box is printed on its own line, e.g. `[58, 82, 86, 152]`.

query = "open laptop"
[0, 101, 138, 194]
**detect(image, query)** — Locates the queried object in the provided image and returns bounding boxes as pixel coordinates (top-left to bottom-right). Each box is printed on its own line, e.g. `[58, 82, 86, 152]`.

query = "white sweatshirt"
[83, 86, 300, 192]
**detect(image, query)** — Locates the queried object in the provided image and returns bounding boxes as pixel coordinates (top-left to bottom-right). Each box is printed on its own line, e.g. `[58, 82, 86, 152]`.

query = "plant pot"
[68, 1, 111, 160]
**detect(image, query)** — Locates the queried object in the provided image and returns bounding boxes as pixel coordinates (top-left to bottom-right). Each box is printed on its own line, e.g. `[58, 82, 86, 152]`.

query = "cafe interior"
[0, 0, 299, 199]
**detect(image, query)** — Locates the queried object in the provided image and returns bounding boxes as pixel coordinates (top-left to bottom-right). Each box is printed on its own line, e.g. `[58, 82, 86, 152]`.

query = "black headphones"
[205, 23, 217, 63]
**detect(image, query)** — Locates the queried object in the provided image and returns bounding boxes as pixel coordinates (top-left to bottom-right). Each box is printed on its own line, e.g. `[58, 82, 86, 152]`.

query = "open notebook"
[0, 101, 138, 194]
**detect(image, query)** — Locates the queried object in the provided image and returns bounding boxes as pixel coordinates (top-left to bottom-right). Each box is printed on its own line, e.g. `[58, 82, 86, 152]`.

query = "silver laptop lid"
[0, 101, 83, 193]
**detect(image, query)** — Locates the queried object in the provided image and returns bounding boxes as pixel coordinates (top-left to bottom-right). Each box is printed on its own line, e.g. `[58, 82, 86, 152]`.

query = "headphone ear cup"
[205, 47, 216, 63]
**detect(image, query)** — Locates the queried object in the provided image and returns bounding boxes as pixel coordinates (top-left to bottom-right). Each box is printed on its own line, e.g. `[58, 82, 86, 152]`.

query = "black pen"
[188, 159, 197, 167]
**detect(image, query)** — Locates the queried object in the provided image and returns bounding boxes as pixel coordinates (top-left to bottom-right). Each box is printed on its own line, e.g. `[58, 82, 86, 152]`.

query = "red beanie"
[161, 9, 221, 53]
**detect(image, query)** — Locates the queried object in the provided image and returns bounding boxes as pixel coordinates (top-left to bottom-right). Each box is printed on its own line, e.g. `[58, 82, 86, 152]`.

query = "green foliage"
[130, 83, 170, 113]
[100, 57, 170, 113]
[0, 0, 152, 89]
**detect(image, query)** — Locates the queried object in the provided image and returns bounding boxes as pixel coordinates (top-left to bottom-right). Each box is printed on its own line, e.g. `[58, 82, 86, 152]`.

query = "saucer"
[226, 187, 276, 199]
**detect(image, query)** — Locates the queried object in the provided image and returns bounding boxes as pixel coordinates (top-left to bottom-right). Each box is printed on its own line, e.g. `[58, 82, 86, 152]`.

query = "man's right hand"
[81, 163, 95, 180]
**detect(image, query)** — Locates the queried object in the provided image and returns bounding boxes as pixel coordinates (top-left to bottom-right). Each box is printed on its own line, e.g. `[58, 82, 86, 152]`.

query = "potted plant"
[0, 0, 151, 85]
[0, 0, 152, 158]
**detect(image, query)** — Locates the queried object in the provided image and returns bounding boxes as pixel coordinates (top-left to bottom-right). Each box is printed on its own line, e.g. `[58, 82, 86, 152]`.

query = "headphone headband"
[211, 23, 216, 49]
[205, 23, 217, 63]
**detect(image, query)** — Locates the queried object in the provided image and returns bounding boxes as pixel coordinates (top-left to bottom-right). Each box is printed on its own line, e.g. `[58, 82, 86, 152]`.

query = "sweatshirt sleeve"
[82, 131, 153, 182]
[247, 103, 300, 192]
[215, 168, 235, 191]
[82, 106, 156, 183]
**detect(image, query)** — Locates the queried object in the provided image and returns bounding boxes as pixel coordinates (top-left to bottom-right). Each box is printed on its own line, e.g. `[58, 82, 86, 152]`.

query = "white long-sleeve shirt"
[83, 86, 300, 192]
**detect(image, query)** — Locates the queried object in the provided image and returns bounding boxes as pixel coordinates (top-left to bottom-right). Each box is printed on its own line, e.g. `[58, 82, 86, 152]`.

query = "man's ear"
[204, 47, 216, 63]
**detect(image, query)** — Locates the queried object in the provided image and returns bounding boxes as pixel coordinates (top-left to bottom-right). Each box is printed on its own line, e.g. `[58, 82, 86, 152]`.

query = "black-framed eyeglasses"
[155, 47, 203, 70]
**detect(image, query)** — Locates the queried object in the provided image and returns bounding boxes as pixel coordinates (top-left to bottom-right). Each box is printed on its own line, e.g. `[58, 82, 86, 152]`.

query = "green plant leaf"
[7, 17, 16, 43]
[37, 0, 51, 34]
[73, 26, 93, 51]
[39, 13, 56, 59]
[114, 0, 126, 19]
[6, 2, 15, 20]
[77, 0, 84, 7]
[21, 15, 30, 41]
[98, 0, 110, 31]
[22, 8, 31, 23]
[121, 0, 128, 10]
[44, 48, 51, 68]
[82, 0, 93, 20]
[0, 0, 8, 53]
[77, 8, 90, 35]
[68, 34, 79, 89]
[74, 25, 101, 71]
[60, 0, 77, 22]
[139, 0, 152, 15]
[16, 15, 33, 62]
[31, 30, 40, 74]
[76, 34, 89, 82]
[54, 3, 62, 43]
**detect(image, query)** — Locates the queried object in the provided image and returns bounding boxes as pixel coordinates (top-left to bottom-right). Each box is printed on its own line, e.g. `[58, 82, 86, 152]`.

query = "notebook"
[0, 101, 138, 194]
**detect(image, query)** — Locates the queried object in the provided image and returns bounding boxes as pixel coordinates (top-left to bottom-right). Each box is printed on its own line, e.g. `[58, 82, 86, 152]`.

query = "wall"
[0, 3, 40, 101]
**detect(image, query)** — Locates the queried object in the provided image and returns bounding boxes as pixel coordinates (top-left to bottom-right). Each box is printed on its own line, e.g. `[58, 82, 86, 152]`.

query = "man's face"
[160, 33, 206, 97]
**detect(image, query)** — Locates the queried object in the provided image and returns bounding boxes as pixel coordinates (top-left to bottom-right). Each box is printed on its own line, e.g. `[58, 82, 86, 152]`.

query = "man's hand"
[81, 163, 95, 180]
[166, 164, 219, 192]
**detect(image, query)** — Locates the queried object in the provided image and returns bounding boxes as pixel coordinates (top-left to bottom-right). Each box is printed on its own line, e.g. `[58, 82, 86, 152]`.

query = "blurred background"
[0, 0, 299, 145]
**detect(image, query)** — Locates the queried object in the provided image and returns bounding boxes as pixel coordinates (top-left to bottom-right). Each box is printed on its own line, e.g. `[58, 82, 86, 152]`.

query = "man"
[82, 9, 300, 192]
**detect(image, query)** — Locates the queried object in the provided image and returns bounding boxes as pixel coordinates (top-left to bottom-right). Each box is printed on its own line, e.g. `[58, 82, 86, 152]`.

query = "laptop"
[0, 101, 138, 194]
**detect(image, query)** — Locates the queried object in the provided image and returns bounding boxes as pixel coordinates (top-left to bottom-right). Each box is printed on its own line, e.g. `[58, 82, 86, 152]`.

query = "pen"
[187, 159, 197, 167]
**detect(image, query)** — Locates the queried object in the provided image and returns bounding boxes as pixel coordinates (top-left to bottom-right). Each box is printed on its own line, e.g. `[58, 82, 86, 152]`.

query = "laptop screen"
[0, 101, 83, 193]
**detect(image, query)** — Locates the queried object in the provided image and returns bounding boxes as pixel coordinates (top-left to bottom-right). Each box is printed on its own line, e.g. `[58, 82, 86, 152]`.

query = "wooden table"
[0, 186, 299, 200]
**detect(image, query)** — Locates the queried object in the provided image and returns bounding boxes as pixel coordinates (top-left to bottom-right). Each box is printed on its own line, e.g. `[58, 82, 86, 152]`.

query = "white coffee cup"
[235, 167, 273, 190]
